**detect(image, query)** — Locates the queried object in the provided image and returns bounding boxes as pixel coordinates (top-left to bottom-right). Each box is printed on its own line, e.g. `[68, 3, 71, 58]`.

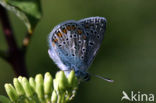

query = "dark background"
[0, 0, 156, 102]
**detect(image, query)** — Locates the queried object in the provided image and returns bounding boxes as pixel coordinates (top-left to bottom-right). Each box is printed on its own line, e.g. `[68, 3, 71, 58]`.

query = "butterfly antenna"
[95, 75, 114, 83]
[90, 73, 114, 83]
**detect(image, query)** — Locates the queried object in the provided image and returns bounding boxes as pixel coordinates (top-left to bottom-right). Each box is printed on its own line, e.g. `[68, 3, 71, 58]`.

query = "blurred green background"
[0, 0, 156, 102]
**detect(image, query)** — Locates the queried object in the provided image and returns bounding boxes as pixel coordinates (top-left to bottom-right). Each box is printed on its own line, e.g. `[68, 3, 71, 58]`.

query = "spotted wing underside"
[48, 21, 88, 71]
[48, 17, 106, 72]
[78, 17, 106, 67]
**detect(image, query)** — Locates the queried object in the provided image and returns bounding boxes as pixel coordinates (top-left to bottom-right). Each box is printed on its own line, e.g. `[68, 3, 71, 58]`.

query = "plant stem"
[0, 5, 28, 77]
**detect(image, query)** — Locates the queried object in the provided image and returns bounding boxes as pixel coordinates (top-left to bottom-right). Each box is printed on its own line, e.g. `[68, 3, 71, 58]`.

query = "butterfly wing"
[48, 21, 88, 71]
[78, 17, 107, 68]
[49, 17, 106, 73]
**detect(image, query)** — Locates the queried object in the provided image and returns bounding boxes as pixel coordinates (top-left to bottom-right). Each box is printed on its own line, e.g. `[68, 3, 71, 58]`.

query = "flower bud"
[67, 70, 78, 89]
[44, 72, 53, 98]
[29, 77, 36, 92]
[4, 84, 18, 102]
[17, 76, 23, 83]
[51, 91, 57, 103]
[21, 77, 33, 97]
[53, 79, 59, 92]
[13, 78, 25, 96]
[55, 71, 69, 92]
[35, 74, 44, 101]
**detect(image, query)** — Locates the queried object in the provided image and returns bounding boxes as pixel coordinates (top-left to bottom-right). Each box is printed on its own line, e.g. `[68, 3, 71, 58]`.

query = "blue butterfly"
[48, 17, 112, 82]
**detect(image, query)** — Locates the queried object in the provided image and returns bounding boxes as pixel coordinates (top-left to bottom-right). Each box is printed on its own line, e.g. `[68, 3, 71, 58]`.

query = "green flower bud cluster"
[1, 70, 78, 103]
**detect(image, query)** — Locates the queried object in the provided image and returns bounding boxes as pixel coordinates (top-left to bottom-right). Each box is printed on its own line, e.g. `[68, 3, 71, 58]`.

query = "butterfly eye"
[83, 73, 90, 81]
[97, 35, 100, 39]
[72, 54, 75, 56]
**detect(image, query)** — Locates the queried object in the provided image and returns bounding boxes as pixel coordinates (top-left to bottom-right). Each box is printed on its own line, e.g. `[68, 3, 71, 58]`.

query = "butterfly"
[48, 17, 112, 82]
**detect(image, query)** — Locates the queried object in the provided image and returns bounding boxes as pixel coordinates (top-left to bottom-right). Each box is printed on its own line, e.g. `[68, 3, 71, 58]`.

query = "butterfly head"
[79, 72, 91, 81]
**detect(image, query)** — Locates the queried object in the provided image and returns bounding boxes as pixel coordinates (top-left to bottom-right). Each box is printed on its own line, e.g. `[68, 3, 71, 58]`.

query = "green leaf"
[0, 0, 42, 33]
[0, 95, 11, 103]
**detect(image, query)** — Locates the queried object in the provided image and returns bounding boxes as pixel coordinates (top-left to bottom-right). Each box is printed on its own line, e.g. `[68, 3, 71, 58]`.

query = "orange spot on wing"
[67, 26, 71, 30]
[62, 28, 67, 34]
[57, 32, 62, 37]
[52, 42, 55, 46]
[77, 29, 82, 34]
[54, 38, 58, 42]
[72, 25, 76, 30]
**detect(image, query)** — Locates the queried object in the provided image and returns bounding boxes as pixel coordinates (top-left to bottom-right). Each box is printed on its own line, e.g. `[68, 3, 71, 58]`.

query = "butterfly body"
[48, 17, 106, 81]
